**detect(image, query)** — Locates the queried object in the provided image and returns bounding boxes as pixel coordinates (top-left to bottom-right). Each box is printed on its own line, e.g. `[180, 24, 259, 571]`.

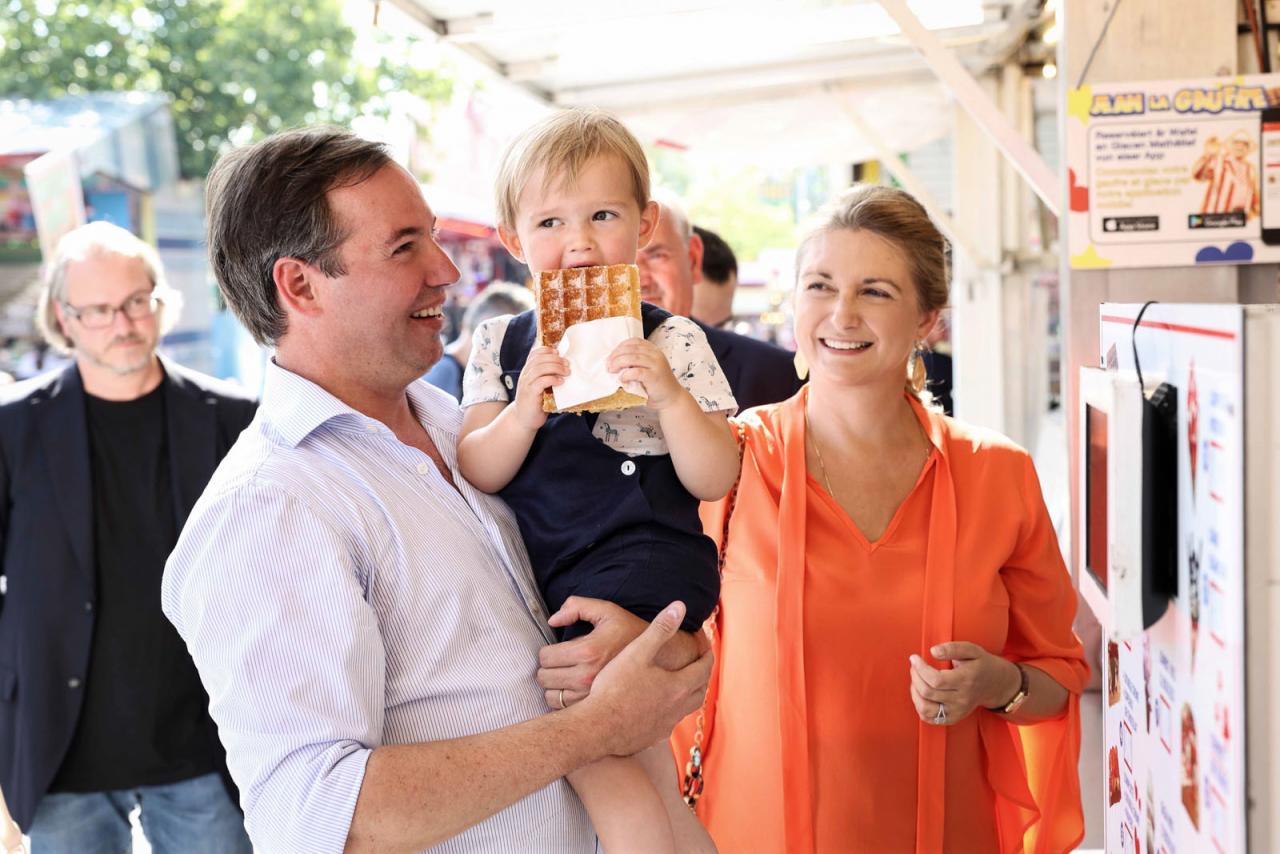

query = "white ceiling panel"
[381, 0, 1045, 168]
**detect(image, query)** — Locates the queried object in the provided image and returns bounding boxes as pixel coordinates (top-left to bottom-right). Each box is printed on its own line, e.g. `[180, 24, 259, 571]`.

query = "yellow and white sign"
[1068, 75, 1280, 269]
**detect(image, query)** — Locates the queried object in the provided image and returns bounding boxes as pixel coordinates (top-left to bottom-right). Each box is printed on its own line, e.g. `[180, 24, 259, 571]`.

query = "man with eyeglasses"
[0, 221, 256, 852]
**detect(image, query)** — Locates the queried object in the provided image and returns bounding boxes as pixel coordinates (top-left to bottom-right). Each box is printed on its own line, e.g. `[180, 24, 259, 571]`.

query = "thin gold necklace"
[805, 399, 837, 499]
[805, 397, 931, 501]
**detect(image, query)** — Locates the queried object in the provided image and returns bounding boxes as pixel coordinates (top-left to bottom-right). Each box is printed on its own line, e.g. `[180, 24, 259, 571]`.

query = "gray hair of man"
[36, 221, 184, 354]
[461, 281, 535, 334]
[652, 190, 694, 243]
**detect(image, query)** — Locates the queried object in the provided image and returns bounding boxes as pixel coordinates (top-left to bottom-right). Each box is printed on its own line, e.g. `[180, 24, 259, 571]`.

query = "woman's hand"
[536, 596, 709, 709]
[908, 642, 1021, 726]
[607, 338, 684, 411]
[514, 346, 569, 430]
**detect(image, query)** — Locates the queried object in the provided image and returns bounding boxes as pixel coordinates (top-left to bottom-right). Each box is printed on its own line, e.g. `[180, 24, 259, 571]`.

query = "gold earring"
[793, 349, 809, 381]
[909, 342, 927, 392]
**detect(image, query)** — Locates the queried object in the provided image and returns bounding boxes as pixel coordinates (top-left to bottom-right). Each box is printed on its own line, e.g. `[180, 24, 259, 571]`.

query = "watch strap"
[990, 662, 1029, 714]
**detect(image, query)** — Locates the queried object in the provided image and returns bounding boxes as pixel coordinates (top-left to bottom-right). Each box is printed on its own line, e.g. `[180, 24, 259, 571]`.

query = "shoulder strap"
[640, 301, 673, 337]
[682, 417, 744, 810]
[717, 419, 745, 570]
[497, 310, 538, 401]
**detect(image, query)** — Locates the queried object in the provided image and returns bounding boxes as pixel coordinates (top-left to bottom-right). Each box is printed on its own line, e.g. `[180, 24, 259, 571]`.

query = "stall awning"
[382, 0, 1044, 168]
[0, 92, 179, 191]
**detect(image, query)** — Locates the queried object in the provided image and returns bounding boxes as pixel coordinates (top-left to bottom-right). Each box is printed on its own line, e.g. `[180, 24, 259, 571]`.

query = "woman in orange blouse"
[673, 185, 1089, 853]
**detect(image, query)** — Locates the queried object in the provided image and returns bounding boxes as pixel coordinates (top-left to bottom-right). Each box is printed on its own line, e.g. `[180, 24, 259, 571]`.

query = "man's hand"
[514, 347, 569, 430]
[577, 601, 712, 758]
[607, 339, 684, 411]
[345, 602, 711, 852]
[537, 597, 707, 708]
[908, 642, 1022, 725]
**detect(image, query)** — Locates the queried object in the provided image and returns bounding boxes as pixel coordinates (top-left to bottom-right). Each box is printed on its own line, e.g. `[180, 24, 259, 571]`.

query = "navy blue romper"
[497, 303, 720, 639]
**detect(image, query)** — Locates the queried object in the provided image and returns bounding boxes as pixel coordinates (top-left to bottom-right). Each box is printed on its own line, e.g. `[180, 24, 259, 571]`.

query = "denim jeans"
[28, 772, 251, 854]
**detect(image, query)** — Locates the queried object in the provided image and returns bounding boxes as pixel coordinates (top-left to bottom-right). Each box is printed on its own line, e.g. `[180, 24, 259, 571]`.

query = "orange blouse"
[673, 388, 1089, 853]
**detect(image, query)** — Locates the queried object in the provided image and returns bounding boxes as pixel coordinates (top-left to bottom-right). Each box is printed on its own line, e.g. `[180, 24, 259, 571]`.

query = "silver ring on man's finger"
[932, 702, 947, 725]
[558, 689, 566, 710]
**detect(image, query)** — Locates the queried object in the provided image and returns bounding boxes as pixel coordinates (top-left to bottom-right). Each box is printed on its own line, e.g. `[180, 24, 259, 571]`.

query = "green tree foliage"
[684, 167, 800, 265]
[648, 146, 805, 264]
[0, 0, 451, 176]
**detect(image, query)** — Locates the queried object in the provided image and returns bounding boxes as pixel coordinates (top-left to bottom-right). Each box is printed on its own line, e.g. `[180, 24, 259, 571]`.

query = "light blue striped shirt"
[162, 360, 594, 853]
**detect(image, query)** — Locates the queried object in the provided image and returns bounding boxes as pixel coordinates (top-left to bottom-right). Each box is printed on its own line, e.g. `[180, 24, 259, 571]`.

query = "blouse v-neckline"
[802, 392, 940, 551]
[805, 449, 937, 551]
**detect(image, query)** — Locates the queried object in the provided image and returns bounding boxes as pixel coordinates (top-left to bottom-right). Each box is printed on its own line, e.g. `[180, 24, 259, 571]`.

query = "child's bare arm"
[458, 347, 569, 493]
[607, 338, 739, 501]
[656, 400, 738, 501]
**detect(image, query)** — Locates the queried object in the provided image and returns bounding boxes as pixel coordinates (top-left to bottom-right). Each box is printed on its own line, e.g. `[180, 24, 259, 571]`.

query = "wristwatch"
[990, 663, 1029, 714]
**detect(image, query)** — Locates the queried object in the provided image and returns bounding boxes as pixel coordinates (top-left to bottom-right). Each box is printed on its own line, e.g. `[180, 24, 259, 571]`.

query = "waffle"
[535, 263, 645, 413]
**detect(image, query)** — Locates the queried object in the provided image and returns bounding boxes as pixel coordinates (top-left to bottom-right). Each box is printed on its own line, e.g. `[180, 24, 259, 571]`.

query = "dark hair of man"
[693, 225, 737, 287]
[204, 126, 393, 345]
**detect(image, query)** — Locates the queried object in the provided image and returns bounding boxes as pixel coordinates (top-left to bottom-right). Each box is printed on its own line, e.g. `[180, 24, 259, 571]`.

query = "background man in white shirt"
[163, 126, 710, 853]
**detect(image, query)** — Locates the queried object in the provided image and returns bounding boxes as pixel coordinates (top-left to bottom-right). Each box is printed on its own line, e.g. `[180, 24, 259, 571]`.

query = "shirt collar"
[261, 359, 460, 449]
[259, 360, 361, 448]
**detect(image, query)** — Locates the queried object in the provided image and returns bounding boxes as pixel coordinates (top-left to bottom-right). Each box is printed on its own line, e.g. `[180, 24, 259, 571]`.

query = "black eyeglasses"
[61, 290, 160, 329]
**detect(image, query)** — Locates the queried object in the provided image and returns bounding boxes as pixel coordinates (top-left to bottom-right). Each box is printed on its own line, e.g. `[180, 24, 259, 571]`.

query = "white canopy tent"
[381, 0, 1050, 171]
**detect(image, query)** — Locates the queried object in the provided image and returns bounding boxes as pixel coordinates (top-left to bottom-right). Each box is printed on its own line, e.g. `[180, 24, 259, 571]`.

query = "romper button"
[504, 375, 514, 389]
[620, 460, 636, 476]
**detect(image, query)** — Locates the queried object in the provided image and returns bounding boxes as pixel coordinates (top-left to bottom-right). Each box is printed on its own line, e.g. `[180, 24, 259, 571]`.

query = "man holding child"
[164, 119, 713, 852]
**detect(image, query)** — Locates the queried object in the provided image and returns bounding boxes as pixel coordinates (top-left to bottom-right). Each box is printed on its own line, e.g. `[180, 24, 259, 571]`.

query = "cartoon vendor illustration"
[1192, 130, 1260, 218]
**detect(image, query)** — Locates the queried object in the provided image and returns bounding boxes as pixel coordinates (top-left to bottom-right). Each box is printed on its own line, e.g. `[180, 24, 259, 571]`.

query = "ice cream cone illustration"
[1181, 703, 1199, 829]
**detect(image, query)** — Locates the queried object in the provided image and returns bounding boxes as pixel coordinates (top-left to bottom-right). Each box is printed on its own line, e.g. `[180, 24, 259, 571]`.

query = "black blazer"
[697, 321, 805, 413]
[0, 357, 256, 831]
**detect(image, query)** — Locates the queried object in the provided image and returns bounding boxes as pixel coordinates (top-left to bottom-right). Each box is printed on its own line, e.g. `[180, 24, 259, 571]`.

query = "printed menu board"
[1068, 74, 1280, 269]
[1098, 305, 1246, 853]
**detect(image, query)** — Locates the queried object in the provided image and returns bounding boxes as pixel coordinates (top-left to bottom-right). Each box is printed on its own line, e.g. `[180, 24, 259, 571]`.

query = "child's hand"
[514, 346, 569, 430]
[607, 338, 685, 411]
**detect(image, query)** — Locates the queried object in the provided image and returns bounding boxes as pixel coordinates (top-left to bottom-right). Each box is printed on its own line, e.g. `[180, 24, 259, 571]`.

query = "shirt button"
[67, 678, 81, 689]
[366, 425, 378, 433]
[416, 463, 429, 474]
[620, 460, 636, 476]
[84, 601, 94, 612]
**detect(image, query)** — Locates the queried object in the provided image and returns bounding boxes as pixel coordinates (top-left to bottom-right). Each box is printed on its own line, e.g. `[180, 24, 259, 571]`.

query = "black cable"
[1076, 0, 1124, 88]
[1261, 0, 1274, 73]
[1132, 300, 1157, 391]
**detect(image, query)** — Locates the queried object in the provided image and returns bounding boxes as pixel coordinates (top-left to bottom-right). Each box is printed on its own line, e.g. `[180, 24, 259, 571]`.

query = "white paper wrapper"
[552, 315, 646, 410]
